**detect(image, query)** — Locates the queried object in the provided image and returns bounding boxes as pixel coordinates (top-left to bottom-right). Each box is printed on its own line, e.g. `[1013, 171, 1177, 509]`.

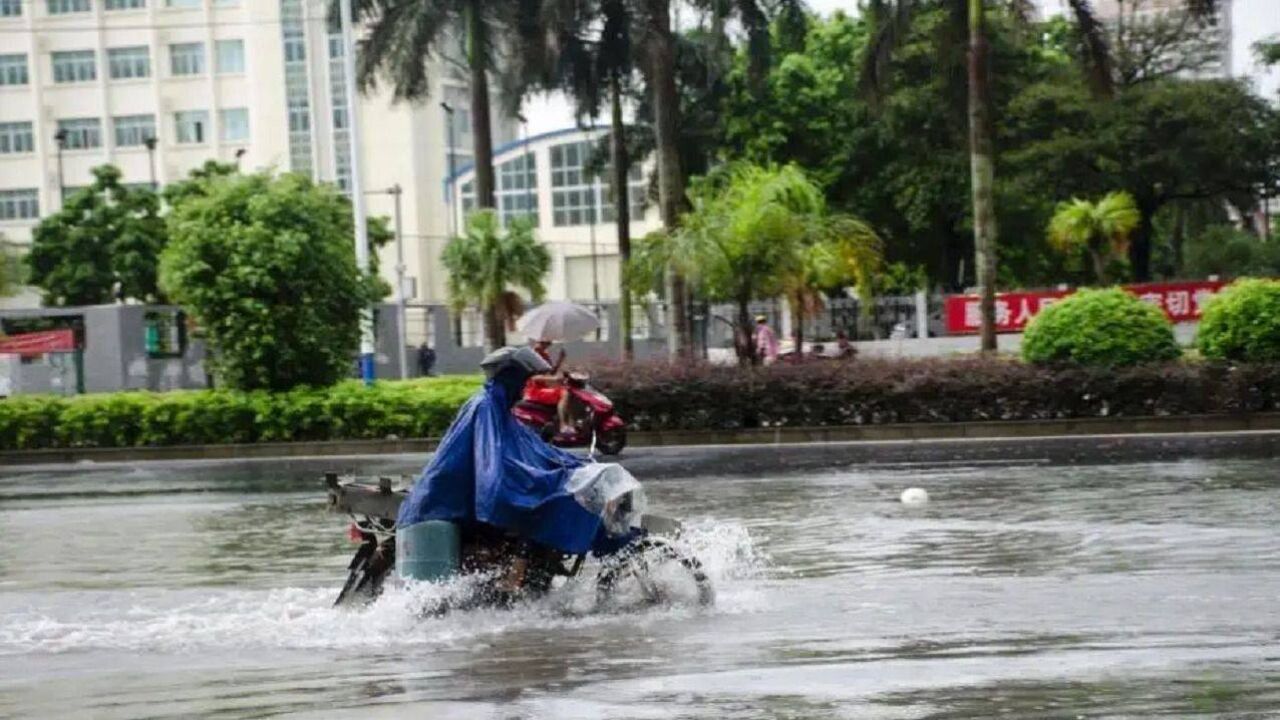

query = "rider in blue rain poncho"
[396, 346, 603, 554]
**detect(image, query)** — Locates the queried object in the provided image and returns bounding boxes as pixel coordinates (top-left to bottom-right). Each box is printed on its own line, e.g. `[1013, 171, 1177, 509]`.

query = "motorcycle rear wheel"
[595, 536, 714, 608]
[334, 539, 394, 607]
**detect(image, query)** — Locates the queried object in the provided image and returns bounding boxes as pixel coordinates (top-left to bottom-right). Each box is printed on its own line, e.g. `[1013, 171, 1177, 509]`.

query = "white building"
[448, 126, 661, 303]
[0, 0, 515, 304]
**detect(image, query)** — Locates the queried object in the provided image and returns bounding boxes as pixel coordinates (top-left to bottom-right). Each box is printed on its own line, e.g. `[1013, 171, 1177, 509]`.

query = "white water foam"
[0, 521, 767, 656]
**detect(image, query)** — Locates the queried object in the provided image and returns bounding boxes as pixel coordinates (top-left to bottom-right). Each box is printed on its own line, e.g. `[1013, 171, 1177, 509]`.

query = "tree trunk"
[736, 297, 755, 366]
[791, 294, 804, 356]
[483, 303, 504, 351]
[968, 0, 999, 353]
[1129, 201, 1155, 282]
[609, 74, 634, 362]
[647, 0, 692, 359]
[1089, 248, 1110, 285]
[467, 0, 496, 210]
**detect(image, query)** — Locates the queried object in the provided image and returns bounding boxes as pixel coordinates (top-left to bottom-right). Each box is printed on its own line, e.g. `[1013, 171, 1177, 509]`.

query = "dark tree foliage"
[27, 165, 167, 306]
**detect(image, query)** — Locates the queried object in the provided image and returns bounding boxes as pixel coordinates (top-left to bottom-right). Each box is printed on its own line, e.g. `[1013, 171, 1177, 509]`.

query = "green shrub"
[1196, 278, 1280, 362]
[0, 376, 484, 451]
[1021, 287, 1181, 366]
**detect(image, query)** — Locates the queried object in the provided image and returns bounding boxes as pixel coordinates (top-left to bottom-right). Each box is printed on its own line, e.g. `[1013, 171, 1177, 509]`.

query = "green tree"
[159, 172, 386, 391]
[27, 165, 167, 306]
[631, 163, 881, 363]
[441, 210, 550, 351]
[161, 160, 239, 207]
[351, 0, 514, 211]
[1047, 191, 1140, 284]
[1007, 78, 1280, 280]
[508, 0, 643, 359]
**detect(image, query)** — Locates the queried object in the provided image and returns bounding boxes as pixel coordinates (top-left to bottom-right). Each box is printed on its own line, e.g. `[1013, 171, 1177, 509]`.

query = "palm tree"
[348, 0, 512, 210]
[863, 0, 1006, 351]
[507, 0, 643, 359]
[1048, 191, 1140, 284]
[633, 0, 798, 359]
[630, 163, 882, 364]
[441, 210, 550, 349]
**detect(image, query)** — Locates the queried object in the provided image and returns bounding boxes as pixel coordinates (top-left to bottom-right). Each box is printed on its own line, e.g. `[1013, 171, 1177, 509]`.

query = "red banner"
[944, 280, 1228, 335]
[0, 329, 77, 356]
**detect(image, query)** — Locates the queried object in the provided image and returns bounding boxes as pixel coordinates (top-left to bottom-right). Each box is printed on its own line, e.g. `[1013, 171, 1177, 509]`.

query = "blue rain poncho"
[395, 368, 603, 554]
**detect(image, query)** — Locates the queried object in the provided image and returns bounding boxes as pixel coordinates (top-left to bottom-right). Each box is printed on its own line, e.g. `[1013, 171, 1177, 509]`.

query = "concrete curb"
[2, 412, 1278, 466]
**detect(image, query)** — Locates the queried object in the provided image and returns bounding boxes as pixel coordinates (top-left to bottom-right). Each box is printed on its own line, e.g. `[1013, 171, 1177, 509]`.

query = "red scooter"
[514, 371, 627, 455]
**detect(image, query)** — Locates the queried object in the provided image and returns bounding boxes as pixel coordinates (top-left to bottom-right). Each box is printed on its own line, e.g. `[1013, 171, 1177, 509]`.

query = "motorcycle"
[326, 471, 713, 612]
[513, 370, 627, 455]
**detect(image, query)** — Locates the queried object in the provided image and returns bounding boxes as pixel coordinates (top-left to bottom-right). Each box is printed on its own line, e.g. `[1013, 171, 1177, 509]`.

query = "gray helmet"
[480, 345, 551, 379]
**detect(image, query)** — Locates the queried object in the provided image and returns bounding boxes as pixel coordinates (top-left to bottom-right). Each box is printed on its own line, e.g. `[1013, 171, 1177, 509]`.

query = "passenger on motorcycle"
[524, 339, 578, 439]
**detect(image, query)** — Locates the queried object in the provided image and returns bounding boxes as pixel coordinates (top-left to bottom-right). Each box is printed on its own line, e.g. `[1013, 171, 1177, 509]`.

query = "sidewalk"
[2, 412, 1276, 467]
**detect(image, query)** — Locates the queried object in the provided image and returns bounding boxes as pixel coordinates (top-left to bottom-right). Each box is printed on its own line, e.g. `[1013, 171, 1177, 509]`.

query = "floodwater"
[1, 451, 1277, 719]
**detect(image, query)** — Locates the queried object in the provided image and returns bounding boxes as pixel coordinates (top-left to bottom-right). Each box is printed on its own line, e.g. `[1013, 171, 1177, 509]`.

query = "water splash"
[0, 520, 765, 656]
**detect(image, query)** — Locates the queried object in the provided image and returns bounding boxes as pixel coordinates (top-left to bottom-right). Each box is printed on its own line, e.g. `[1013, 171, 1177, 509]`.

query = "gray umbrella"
[516, 301, 600, 341]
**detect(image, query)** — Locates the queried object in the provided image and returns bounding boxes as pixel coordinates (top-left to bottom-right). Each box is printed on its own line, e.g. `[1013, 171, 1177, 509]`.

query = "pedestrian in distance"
[754, 315, 779, 365]
[417, 341, 437, 377]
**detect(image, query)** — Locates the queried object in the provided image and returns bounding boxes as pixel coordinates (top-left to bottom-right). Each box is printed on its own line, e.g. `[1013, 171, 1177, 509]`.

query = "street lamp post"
[515, 112, 533, 222]
[54, 129, 68, 206]
[143, 136, 157, 189]
[441, 101, 457, 239]
[338, 0, 376, 385]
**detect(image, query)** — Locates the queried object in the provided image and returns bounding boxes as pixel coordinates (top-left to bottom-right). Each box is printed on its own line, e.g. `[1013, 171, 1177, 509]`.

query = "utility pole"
[339, 0, 376, 384]
[144, 136, 157, 189]
[54, 130, 68, 206]
[441, 102, 458, 239]
[391, 184, 408, 379]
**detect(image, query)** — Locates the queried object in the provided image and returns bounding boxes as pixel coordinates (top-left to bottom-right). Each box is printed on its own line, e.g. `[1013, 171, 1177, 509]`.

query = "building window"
[105, 0, 146, 9]
[459, 180, 475, 216]
[107, 46, 150, 80]
[57, 117, 102, 149]
[328, 31, 352, 193]
[215, 39, 244, 74]
[280, 0, 312, 178]
[48, 0, 91, 14]
[144, 309, 186, 357]
[0, 54, 27, 86]
[174, 110, 208, 144]
[602, 162, 646, 223]
[282, 28, 305, 62]
[496, 153, 537, 227]
[166, 0, 200, 7]
[213, 0, 239, 6]
[0, 122, 34, 154]
[0, 0, 22, 17]
[51, 50, 96, 84]
[169, 42, 205, 76]
[0, 189, 39, 220]
[113, 114, 155, 147]
[551, 141, 604, 226]
[219, 107, 248, 142]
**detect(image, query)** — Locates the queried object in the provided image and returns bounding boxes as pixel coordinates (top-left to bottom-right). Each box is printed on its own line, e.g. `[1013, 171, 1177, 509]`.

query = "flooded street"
[1, 451, 1278, 718]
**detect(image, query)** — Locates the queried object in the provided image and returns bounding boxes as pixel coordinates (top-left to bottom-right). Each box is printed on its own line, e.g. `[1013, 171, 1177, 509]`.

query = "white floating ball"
[900, 487, 930, 507]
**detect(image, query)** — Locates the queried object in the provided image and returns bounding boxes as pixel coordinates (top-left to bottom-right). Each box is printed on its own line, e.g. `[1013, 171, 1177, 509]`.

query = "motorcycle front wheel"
[595, 427, 627, 456]
[595, 536, 714, 609]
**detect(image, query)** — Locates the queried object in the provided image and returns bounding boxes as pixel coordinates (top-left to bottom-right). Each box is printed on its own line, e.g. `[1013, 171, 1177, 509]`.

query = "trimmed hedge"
[1022, 287, 1181, 367]
[1197, 278, 1280, 363]
[0, 377, 481, 451]
[589, 358, 1280, 431]
[2, 360, 1278, 451]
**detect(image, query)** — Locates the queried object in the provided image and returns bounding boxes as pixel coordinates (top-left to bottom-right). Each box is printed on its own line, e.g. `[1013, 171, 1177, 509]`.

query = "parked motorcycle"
[326, 472, 712, 612]
[513, 371, 627, 455]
